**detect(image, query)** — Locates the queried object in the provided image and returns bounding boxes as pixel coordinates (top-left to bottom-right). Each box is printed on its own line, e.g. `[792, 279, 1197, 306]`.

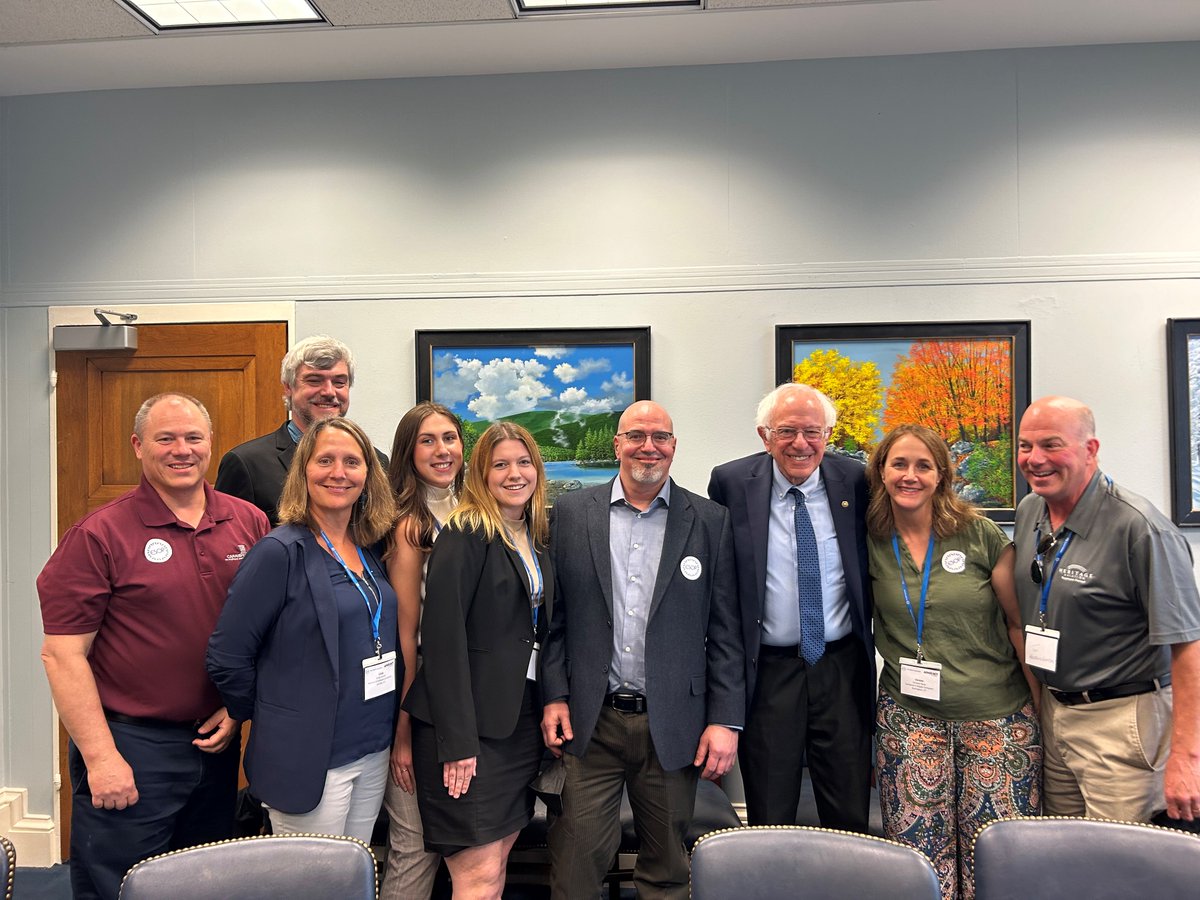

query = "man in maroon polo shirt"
[38, 392, 269, 900]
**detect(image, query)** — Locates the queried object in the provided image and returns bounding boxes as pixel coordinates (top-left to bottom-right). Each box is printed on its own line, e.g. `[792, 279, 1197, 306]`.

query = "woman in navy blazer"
[403, 422, 553, 899]
[207, 417, 398, 841]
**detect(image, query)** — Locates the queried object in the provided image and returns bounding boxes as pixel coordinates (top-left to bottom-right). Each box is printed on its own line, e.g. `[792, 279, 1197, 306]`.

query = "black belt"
[1049, 675, 1171, 706]
[104, 709, 199, 731]
[760, 634, 857, 659]
[604, 692, 647, 714]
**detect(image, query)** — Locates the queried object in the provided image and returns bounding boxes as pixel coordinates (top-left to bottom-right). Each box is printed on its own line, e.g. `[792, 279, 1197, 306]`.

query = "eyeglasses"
[1030, 531, 1059, 584]
[616, 430, 674, 446]
[765, 426, 830, 443]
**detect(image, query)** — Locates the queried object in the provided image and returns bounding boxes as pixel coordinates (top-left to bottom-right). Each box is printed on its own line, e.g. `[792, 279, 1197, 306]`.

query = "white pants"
[267, 748, 390, 843]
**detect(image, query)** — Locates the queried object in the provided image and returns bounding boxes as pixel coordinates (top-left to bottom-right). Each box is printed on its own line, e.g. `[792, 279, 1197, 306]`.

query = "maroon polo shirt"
[38, 476, 269, 721]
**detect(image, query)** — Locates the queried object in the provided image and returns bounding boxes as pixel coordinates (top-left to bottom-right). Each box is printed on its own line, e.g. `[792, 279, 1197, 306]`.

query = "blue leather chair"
[974, 816, 1200, 900]
[118, 833, 376, 900]
[690, 825, 940, 900]
[1, 835, 14, 900]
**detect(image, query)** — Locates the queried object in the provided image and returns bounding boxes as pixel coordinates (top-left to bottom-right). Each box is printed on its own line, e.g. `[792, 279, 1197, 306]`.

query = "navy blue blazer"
[540, 478, 744, 773]
[206, 524, 398, 814]
[707, 451, 874, 715]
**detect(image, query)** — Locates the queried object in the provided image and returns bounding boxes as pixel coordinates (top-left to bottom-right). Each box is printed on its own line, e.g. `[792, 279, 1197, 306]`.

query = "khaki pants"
[1040, 683, 1172, 821]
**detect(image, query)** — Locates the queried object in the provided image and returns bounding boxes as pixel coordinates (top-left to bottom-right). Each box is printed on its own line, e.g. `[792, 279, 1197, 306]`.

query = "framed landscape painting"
[1167, 318, 1200, 526]
[416, 328, 650, 502]
[775, 321, 1031, 523]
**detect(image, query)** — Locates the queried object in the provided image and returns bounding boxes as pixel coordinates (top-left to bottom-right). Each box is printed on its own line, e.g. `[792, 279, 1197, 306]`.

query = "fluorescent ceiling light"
[517, 0, 701, 11]
[125, 0, 324, 29]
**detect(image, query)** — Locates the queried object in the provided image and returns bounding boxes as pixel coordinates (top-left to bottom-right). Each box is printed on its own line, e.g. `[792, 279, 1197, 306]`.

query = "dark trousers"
[740, 636, 872, 831]
[549, 705, 699, 900]
[68, 721, 240, 900]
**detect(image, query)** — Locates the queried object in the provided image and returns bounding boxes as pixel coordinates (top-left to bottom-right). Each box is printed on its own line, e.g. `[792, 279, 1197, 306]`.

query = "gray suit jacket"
[541, 478, 744, 772]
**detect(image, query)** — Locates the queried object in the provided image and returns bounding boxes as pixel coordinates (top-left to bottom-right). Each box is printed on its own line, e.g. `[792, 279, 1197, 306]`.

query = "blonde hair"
[277, 417, 396, 545]
[447, 422, 549, 550]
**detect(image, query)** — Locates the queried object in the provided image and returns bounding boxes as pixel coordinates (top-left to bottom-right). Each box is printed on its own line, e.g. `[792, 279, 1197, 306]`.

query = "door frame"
[42, 300, 295, 860]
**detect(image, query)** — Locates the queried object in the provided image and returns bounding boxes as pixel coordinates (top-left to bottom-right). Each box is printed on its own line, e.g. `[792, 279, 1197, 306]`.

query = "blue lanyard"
[509, 523, 544, 632]
[1033, 526, 1074, 628]
[892, 531, 935, 662]
[320, 531, 384, 657]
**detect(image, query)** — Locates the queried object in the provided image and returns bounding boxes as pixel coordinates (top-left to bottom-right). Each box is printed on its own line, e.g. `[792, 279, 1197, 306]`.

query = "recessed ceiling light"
[122, 0, 325, 30]
[516, 0, 702, 14]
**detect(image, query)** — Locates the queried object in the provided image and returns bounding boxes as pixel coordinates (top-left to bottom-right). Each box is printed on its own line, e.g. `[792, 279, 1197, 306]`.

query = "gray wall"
[3, 41, 1200, 825]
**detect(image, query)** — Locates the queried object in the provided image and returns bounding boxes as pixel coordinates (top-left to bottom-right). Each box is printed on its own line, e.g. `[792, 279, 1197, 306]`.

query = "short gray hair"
[133, 393, 212, 439]
[280, 335, 356, 388]
[755, 383, 838, 431]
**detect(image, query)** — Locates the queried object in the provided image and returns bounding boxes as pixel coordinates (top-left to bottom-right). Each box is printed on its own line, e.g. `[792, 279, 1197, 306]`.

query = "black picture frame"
[1167, 318, 1200, 526]
[416, 327, 650, 502]
[775, 320, 1031, 523]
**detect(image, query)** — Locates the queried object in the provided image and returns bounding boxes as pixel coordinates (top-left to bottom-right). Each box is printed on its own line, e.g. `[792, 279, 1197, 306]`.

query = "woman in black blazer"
[403, 422, 552, 898]
[207, 417, 398, 841]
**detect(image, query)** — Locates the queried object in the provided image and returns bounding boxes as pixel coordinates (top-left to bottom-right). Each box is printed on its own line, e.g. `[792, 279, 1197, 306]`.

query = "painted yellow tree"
[793, 349, 884, 451]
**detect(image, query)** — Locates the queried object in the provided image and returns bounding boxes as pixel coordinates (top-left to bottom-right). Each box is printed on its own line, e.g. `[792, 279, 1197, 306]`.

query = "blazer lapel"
[650, 482, 694, 619]
[273, 423, 296, 475]
[301, 533, 340, 672]
[821, 460, 861, 602]
[587, 486, 615, 618]
[746, 456, 773, 615]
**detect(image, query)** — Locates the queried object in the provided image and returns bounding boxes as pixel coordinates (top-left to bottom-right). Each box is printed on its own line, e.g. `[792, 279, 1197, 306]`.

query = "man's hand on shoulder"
[694, 725, 738, 781]
[87, 750, 139, 810]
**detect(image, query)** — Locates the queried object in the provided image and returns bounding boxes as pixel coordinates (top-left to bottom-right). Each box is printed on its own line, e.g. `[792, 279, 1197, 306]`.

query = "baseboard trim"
[0, 788, 58, 868]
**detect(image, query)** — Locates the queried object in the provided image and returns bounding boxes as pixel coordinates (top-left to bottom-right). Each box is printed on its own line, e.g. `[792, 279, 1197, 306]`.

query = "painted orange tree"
[884, 339, 1014, 505]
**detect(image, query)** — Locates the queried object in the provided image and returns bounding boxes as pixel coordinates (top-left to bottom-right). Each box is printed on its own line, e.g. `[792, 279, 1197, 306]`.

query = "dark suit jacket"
[402, 522, 554, 763]
[707, 452, 873, 714]
[541, 478, 744, 773]
[205, 525, 397, 814]
[215, 421, 389, 526]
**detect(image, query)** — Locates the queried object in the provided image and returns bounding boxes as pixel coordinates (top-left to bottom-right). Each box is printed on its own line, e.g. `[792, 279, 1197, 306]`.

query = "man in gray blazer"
[541, 400, 744, 900]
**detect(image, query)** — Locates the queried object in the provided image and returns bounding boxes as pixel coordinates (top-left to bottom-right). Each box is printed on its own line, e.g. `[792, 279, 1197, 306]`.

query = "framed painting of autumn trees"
[1167, 318, 1200, 526]
[776, 321, 1030, 523]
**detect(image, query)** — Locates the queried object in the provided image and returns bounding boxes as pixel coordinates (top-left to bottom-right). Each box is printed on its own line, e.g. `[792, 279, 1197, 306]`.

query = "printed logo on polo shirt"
[941, 550, 966, 574]
[1059, 563, 1093, 584]
[144, 539, 172, 564]
[225, 544, 248, 562]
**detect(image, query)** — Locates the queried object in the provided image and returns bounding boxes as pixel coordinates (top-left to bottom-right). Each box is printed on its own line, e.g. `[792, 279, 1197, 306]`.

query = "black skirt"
[411, 680, 543, 856]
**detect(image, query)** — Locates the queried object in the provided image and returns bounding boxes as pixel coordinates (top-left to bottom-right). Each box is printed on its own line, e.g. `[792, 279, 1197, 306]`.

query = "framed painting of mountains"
[416, 327, 650, 503]
[775, 320, 1030, 524]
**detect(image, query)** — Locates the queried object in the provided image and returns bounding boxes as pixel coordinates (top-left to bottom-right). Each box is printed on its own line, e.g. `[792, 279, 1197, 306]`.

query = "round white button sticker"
[680, 556, 702, 581]
[941, 550, 966, 574]
[144, 539, 173, 564]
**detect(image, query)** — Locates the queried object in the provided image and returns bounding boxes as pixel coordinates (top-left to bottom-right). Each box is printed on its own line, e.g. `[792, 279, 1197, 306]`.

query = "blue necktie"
[789, 487, 825, 666]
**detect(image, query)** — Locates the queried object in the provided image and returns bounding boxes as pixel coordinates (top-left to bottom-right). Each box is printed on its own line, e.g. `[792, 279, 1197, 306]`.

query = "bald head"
[614, 401, 676, 499]
[1017, 395, 1100, 514]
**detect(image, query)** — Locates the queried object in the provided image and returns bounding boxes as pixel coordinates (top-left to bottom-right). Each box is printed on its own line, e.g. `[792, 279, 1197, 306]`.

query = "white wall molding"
[7, 252, 1200, 307]
[0, 788, 56, 868]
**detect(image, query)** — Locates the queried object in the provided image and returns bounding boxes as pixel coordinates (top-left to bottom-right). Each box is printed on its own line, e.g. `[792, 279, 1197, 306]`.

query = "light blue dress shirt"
[762, 461, 852, 647]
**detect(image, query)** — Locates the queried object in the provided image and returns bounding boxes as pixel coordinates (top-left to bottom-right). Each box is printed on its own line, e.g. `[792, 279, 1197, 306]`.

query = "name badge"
[1024, 626, 1060, 671]
[526, 642, 541, 682]
[362, 651, 397, 700]
[899, 657, 942, 701]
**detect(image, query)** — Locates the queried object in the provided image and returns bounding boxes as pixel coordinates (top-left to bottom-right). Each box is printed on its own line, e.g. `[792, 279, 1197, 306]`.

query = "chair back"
[118, 833, 376, 900]
[974, 816, 1200, 900]
[1, 835, 14, 900]
[690, 826, 940, 900]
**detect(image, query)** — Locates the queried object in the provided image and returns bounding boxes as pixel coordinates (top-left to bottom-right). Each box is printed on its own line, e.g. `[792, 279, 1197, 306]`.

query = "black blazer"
[215, 421, 389, 526]
[540, 479, 744, 773]
[707, 452, 873, 712]
[402, 522, 553, 763]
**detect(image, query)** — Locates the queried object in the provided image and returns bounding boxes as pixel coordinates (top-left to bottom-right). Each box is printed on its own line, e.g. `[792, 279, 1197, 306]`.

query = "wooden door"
[53, 321, 288, 858]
